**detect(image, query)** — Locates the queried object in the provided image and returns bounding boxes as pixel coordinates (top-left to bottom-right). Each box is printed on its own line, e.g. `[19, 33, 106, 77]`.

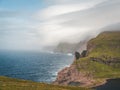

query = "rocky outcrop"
[74, 52, 81, 60]
[81, 50, 88, 57]
[90, 57, 120, 68]
[53, 64, 95, 87]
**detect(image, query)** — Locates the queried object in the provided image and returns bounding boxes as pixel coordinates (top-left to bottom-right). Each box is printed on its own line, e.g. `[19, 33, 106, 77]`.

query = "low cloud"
[35, 0, 120, 47]
[0, 0, 120, 50]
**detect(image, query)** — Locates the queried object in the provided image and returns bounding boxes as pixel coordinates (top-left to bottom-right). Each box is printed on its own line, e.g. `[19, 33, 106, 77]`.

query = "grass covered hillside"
[76, 31, 120, 79]
[87, 31, 120, 58]
[0, 76, 89, 90]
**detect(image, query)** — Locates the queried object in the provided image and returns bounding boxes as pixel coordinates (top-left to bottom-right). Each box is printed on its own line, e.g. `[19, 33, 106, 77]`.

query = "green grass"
[88, 31, 120, 58]
[75, 31, 120, 80]
[75, 58, 120, 79]
[0, 76, 90, 90]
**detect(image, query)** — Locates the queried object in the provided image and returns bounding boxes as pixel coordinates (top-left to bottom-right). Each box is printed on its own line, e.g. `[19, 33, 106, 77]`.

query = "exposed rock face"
[53, 64, 94, 87]
[90, 57, 120, 68]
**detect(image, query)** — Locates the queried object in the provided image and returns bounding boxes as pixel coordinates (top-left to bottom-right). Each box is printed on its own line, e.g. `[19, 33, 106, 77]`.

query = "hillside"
[76, 31, 120, 85]
[0, 76, 90, 90]
[54, 31, 120, 87]
[88, 31, 120, 57]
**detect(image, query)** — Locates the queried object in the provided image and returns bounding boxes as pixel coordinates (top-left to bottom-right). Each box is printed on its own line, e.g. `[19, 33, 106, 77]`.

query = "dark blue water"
[0, 50, 73, 83]
[94, 79, 120, 90]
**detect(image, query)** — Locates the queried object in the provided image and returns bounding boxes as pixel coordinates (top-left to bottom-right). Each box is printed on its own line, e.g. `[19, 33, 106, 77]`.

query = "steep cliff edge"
[53, 31, 120, 87]
[53, 64, 96, 87]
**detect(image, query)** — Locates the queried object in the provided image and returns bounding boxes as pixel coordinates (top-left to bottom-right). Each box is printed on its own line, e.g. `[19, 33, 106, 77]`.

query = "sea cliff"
[53, 31, 120, 87]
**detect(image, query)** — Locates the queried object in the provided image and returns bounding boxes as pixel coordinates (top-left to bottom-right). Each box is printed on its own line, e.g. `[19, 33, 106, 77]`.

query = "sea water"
[0, 50, 73, 83]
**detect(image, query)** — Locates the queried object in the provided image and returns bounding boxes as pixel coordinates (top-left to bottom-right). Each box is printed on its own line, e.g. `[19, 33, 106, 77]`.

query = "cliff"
[53, 64, 96, 87]
[54, 41, 87, 54]
[53, 31, 120, 87]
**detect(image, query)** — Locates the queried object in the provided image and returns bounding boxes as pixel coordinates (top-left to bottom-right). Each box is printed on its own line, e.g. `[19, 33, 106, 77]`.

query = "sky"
[0, 0, 120, 51]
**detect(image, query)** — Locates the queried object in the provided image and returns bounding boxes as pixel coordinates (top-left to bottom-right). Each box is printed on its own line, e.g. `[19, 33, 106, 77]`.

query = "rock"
[74, 51, 81, 60]
[81, 50, 88, 57]
[53, 64, 94, 87]
[90, 57, 120, 68]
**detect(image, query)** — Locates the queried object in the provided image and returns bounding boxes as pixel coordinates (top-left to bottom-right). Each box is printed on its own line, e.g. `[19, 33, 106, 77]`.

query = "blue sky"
[0, 0, 46, 50]
[0, 0, 120, 51]
[0, 0, 45, 11]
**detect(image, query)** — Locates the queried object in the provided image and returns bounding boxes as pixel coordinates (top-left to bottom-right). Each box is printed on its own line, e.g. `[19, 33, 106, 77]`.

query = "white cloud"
[34, 0, 120, 48]
[1, 0, 120, 50]
[36, 0, 107, 20]
[44, 0, 107, 5]
[37, 4, 96, 20]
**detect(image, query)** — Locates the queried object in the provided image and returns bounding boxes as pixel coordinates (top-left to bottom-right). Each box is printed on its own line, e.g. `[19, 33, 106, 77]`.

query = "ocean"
[94, 79, 120, 90]
[0, 50, 73, 83]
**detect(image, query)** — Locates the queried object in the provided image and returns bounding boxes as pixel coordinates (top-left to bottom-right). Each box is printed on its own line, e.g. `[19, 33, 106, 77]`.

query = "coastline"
[53, 31, 120, 88]
[53, 61, 108, 88]
[53, 63, 120, 89]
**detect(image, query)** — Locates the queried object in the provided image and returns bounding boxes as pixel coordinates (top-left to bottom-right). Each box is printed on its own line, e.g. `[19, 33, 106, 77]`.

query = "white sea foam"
[67, 53, 73, 56]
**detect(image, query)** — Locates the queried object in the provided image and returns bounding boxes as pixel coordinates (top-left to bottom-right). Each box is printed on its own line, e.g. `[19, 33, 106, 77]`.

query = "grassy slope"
[76, 31, 120, 79]
[88, 31, 120, 58]
[0, 76, 89, 90]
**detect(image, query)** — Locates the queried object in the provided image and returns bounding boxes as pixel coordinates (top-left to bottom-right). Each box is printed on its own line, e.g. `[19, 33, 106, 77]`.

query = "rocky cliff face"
[53, 31, 120, 87]
[53, 64, 95, 87]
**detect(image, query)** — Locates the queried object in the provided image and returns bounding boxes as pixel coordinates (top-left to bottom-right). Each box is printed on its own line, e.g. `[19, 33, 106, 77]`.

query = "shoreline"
[54, 63, 120, 89]
[53, 62, 117, 88]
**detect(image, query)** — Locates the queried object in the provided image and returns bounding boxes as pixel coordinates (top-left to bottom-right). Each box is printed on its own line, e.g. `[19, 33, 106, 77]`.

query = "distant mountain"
[54, 41, 87, 54]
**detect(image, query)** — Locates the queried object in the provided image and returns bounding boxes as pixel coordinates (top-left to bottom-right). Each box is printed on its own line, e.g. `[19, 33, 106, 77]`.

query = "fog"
[0, 0, 120, 51]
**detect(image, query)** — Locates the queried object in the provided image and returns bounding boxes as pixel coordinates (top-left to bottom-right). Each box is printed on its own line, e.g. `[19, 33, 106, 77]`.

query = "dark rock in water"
[94, 79, 120, 90]
[74, 51, 80, 60]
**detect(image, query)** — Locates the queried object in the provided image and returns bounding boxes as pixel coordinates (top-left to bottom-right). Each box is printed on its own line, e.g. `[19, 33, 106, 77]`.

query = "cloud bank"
[0, 0, 120, 50]
[35, 0, 120, 47]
